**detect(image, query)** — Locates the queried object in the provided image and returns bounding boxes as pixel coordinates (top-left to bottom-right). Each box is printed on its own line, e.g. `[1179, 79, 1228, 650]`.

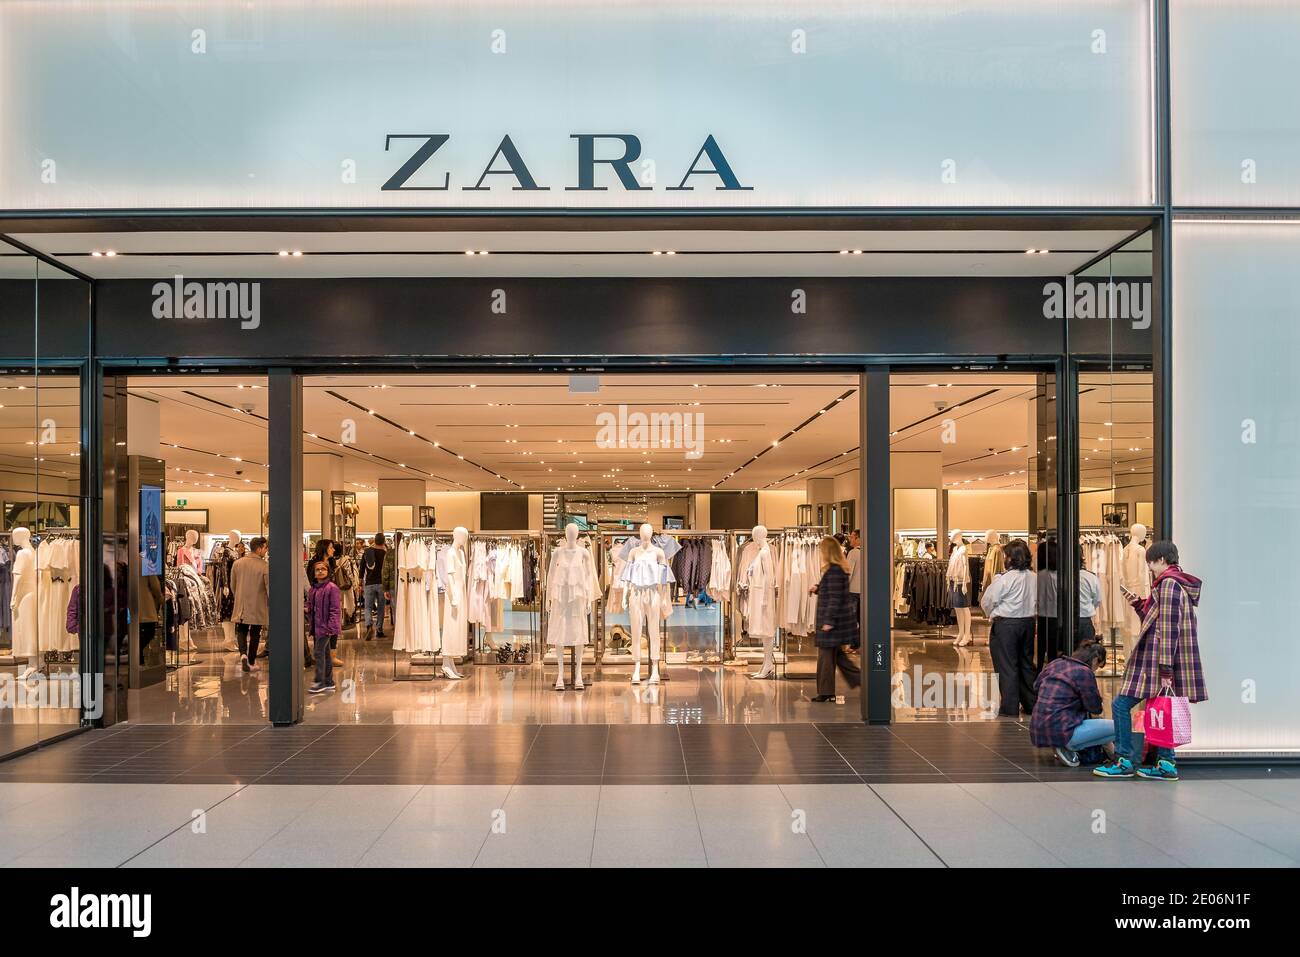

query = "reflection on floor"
[127, 624, 857, 726]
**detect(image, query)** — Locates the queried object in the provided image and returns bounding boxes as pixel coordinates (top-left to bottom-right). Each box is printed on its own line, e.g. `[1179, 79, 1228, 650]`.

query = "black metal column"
[1154, 0, 1174, 538]
[1058, 359, 1078, 656]
[862, 366, 891, 724]
[268, 368, 304, 725]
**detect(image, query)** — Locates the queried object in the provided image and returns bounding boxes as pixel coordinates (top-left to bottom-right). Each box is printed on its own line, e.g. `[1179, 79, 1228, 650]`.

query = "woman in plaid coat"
[811, 536, 861, 702]
[1095, 541, 1206, 781]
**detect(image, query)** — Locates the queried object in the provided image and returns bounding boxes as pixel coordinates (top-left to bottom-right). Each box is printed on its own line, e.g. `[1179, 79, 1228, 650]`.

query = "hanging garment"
[707, 539, 732, 600]
[0, 544, 12, 633]
[440, 544, 469, 657]
[981, 543, 1005, 592]
[546, 544, 598, 647]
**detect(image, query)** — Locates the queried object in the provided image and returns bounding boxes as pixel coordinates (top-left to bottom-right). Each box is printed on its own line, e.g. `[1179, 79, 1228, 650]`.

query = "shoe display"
[1136, 759, 1180, 782]
[1092, 758, 1135, 778]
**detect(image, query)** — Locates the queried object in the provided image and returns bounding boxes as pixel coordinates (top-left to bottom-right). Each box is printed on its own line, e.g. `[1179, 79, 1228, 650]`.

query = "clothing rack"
[387, 527, 454, 681]
[469, 531, 541, 661]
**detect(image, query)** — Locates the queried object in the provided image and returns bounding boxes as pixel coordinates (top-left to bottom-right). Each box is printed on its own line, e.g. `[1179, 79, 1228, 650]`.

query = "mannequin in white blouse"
[743, 524, 778, 679]
[624, 522, 668, 685]
[9, 527, 37, 664]
[947, 529, 973, 647]
[439, 526, 469, 679]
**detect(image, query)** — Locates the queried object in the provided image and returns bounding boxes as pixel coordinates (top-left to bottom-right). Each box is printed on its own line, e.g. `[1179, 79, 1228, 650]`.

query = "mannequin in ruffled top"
[738, 524, 778, 679]
[546, 523, 600, 691]
[620, 522, 674, 685]
[947, 529, 973, 647]
[437, 526, 470, 680]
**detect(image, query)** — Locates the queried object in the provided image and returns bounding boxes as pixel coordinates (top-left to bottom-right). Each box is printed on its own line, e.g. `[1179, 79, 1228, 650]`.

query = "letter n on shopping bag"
[1144, 695, 1193, 748]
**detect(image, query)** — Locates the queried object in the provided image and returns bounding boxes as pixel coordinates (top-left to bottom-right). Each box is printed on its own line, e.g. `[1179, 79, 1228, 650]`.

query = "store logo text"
[383, 133, 749, 192]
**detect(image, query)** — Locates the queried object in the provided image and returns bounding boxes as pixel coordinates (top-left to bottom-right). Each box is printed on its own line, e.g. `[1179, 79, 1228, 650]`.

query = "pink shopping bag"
[1143, 695, 1192, 748]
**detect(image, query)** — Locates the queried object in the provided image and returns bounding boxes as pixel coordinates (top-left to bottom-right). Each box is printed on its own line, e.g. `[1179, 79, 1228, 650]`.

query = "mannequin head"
[185, 529, 199, 547]
[565, 522, 579, 546]
[11, 526, 30, 550]
[985, 529, 998, 545]
[752, 524, 768, 545]
[228, 529, 242, 549]
[453, 526, 469, 548]
[950, 528, 963, 546]
[1129, 523, 1147, 545]
[639, 522, 653, 543]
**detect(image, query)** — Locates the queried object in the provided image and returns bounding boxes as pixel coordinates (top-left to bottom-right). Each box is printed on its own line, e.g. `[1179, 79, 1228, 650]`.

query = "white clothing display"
[546, 544, 599, 647]
[626, 583, 663, 656]
[37, 537, 79, 653]
[1120, 538, 1150, 641]
[946, 544, 970, 585]
[440, 543, 469, 657]
[706, 539, 732, 600]
[738, 540, 777, 638]
[780, 534, 819, 637]
[393, 536, 441, 654]
[9, 543, 37, 657]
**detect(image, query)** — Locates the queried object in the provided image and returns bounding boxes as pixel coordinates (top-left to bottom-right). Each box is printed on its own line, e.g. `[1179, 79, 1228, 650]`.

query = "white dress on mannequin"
[10, 544, 37, 657]
[740, 543, 777, 638]
[440, 544, 469, 657]
[546, 545, 598, 647]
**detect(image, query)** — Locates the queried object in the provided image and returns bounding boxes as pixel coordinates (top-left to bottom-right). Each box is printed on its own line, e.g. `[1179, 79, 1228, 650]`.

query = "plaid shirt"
[1031, 656, 1103, 747]
[1118, 565, 1208, 703]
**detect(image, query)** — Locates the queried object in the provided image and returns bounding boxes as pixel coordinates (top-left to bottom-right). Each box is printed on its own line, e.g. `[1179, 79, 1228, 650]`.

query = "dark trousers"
[1036, 615, 1062, 670]
[313, 634, 335, 686]
[989, 616, 1037, 716]
[816, 645, 862, 697]
[235, 622, 263, 661]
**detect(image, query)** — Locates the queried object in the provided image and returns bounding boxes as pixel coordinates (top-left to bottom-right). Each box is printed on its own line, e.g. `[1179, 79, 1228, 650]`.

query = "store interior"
[92, 365, 1152, 726]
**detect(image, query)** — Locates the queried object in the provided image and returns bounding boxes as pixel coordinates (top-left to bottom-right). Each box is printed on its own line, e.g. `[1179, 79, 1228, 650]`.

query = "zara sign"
[382, 133, 749, 193]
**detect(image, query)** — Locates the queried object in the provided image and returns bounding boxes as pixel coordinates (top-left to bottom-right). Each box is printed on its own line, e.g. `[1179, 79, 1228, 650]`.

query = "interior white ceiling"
[0, 370, 1151, 511]
[8, 228, 1140, 279]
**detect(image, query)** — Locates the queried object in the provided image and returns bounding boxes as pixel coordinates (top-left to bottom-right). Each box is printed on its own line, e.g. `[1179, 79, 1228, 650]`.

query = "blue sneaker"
[1136, 759, 1179, 781]
[1092, 757, 1135, 778]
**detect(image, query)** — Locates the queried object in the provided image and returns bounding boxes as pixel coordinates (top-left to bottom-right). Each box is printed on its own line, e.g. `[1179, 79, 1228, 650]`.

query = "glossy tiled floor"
[126, 619, 1050, 726]
[2, 775, 1298, 867]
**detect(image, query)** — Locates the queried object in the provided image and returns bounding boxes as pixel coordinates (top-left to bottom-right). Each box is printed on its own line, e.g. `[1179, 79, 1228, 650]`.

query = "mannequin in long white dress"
[1120, 523, 1150, 659]
[740, 525, 778, 679]
[622, 522, 671, 685]
[546, 523, 599, 691]
[438, 526, 470, 679]
[9, 527, 37, 663]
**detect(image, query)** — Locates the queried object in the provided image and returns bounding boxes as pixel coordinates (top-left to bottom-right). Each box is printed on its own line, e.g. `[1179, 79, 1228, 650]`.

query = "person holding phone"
[1094, 541, 1207, 781]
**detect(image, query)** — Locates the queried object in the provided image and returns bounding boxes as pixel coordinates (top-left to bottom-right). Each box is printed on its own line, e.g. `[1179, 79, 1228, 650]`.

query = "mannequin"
[546, 523, 600, 690]
[947, 529, 973, 647]
[621, 522, 671, 684]
[438, 526, 470, 679]
[740, 524, 778, 678]
[177, 529, 203, 572]
[1120, 522, 1150, 657]
[9, 527, 37, 663]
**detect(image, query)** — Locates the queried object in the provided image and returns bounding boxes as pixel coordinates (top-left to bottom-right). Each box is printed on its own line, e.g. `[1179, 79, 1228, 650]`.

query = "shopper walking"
[846, 528, 862, 624]
[811, 536, 861, 702]
[361, 533, 388, 639]
[1030, 641, 1115, 767]
[1095, 541, 1206, 781]
[307, 539, 344, 667]
[980, 538, 1037, 716]
[306, 560, 342, 694]
[231, 536, 270, 673]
